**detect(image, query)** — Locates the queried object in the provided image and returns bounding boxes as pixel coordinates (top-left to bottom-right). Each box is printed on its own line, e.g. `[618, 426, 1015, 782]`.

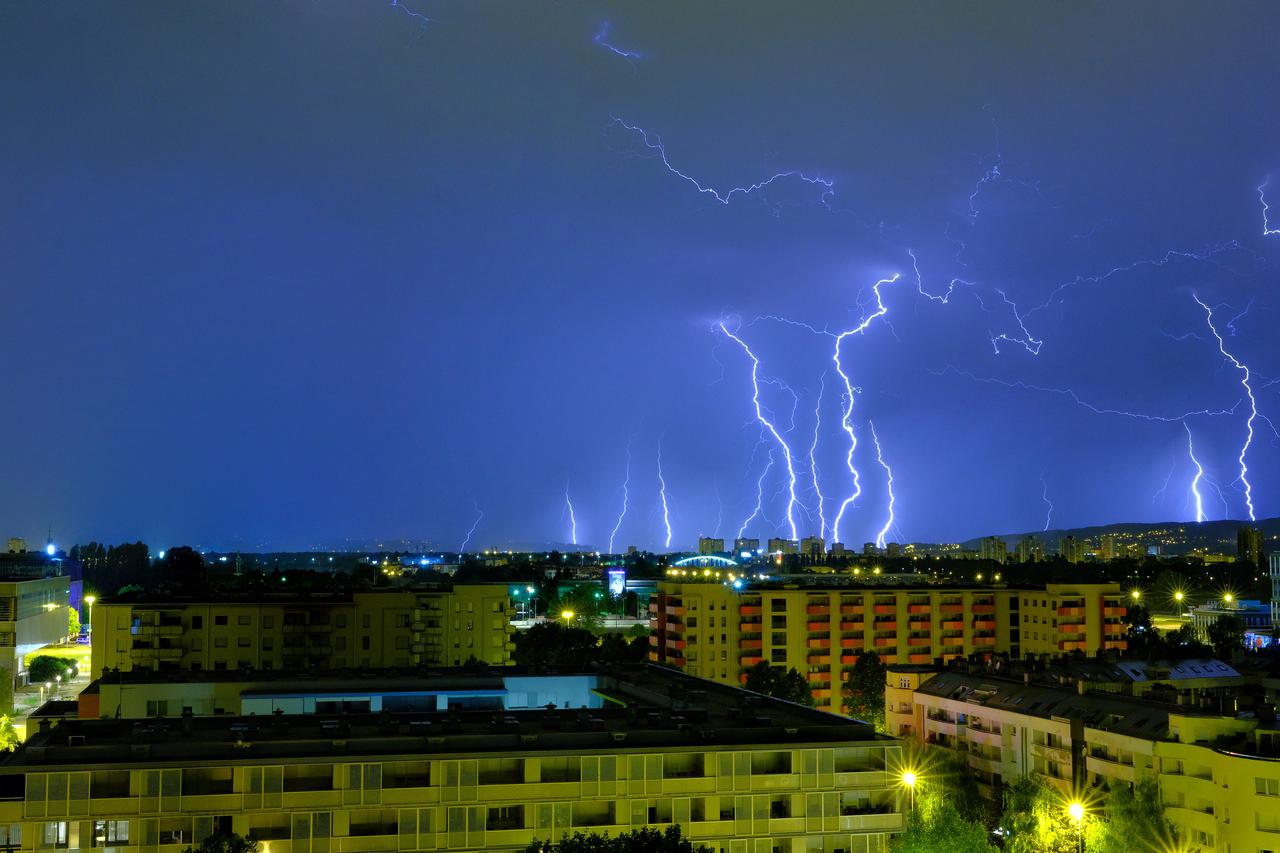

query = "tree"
[1000, 776, 1080, 853]
[842, 652, 887, 730]
[67, 607, 81, 640]
[742, 662, 813, 706]
[1207, 615, 1245, 659]
[0, 716, 18, 751]
[512, 621, 602, 668]
[523, 826, 709, 853]
[1086, 776, 1181, 853]
[28, 655, 73, 684]
[183, 834, 259, 853]
[891, 792, 996, 853]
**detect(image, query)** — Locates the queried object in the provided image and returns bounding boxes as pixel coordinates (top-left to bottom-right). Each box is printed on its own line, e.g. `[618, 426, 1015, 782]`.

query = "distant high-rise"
[767, 538, 798, 555]
[1099, 534, 1119, 562]
[885, 542, 901, 558]
[734, 538, 760, 554]
[829, 542, 847, 557]
[1238, 526, 1265, 568]
[800, 536, 825, 557]
[698, 536, 725, 555]
[1271, 553, 1280, 630]
[979, 536, 1007, 564]
[1060, 535, 1086, 565]
[1015, 535, 1045, 564]
[863, 542, 878, 557]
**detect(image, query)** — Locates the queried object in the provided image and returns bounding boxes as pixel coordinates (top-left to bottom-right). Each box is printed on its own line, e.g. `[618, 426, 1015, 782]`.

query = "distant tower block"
[698, 537, 726, 555]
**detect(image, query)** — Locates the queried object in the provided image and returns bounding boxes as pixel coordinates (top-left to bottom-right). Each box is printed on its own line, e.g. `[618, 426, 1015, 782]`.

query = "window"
[238, 638, 251, 648]
[771, 616, 787, 629]
[899, 677, 910, 689]
[238, 615, 252, 626]
[42, 822, 67, 849]
[262, 638, 274, 651]
[214, 638, 227, 648]
[1256, 777, 1280, 796]
[146, 700, 168, 716]
[335, 637, 346, 651]
[395, 637, 409, 650]
[771, 633, 787, 646]
[362, 637, 371, 650]
[771, 649, 787, 663]
[214, 616, 228, 626]
[191, 616, 203, 629]
[94, 820, 129, 846]
[362, 614, 371, 629]
[263, 616, 274, 629]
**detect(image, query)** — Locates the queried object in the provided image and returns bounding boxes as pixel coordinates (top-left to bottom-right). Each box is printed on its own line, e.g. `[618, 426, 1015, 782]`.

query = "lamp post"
[901, 771, 917, 812]
[1067, 801, 1085, 853]
[84, 595, 96, 638]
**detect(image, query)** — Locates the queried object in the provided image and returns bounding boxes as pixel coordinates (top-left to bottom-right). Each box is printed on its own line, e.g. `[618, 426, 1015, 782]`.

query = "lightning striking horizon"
[1193, 292, 1259, 521]
[1183, 420, 1206, 523]
[869, 421, 895, 549]
[1039, 470, 1053, 531]
[606, 434, 635, 554]
[564, 484, 578, 547]
[808, 373, 827, 540]
[1260, 178, 1279, 237]
[720, 324, 801, 540]
[657, 438, 673, 549]
[459, 502, 484, 553]
[609, 116, 835, 209]
[831, 274, 900, 545]
[738, 447, 775, 540]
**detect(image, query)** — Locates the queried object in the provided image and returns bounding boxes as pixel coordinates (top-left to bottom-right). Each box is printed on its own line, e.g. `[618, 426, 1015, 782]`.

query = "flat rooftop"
[8, 665, 885, 770]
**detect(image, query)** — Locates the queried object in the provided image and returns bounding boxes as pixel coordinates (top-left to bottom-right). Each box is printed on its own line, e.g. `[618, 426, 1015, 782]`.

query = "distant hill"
[959, 517, 1280, 554]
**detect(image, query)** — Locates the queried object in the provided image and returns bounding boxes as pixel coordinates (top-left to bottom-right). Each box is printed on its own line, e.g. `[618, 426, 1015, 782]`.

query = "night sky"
[3, 2, 1279, 552]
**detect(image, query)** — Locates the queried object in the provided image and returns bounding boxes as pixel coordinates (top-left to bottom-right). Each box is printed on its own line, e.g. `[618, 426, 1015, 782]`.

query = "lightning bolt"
[564, 483, 578, 547]
[593, 22, 642, 64]
[608, 116, 835, 209]
[720, 324, 801, 541]
[738, 447, 775, 540]
[459, 502, 483, 553]
[1260, 177, 1280, 236]
[656, 438, 673, 550]
[831, 274, 900, 545]
[606, 434, 635, 554]
[1193, 292, 1259, 521]
[1039, 470, 1053, 531]
[869, 420, 895, 549]
[1183, 420, 1206, 523]
[808, 373, 827, 540]
[389, 0, 431, 28]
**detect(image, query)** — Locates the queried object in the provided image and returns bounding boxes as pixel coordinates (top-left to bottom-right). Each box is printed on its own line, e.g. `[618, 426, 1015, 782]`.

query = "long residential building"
[89, 586, 516, 677]
[898, 667, 1280, 852]
[0, 665, 907, 853]
[648, 580, 1128, 714]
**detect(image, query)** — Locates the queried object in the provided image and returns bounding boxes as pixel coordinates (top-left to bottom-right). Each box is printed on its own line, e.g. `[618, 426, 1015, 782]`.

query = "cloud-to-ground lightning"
[606, 434, 635, 554]
[593, 22, 641, 64]
[1193, 293, 1259, 521]
[609, 116, 835, 209]
[1183, 421, 1206, 523]
[1260, 178, 1280, 236]
[459, 502, 483, 553]
[656, 438, 673, 549]
[869, 421, 895, 548]
[831, 274, 900, 545]
[808, 373, 827, 540]
[564, 483, 578, 547]
[720, 325, 802, 540]
[738, 447, 775, 540]
[1039, 470, 1053, 531]
[389, 0, 431, 28]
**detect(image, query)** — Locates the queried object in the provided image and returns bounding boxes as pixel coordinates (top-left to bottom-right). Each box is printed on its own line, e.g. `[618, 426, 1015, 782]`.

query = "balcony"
[1103, 640, 1128, 650]
[907, 636, 931, 647]
[908, 653, 932, 664]
[807, 637, 831, 649]
[873, 605, 896, 615]
[809, 671, 831, 683]
[808, 654, 831, 666]
[739, 638, 762, 650]
[1059, 623, 1085, 633]
[972, 619, 995, 631]
[840, 654, 862, 665]
[1103, 606, 1127, 617]
[940, 603, 963, 614]
[739, 605, 762, 616]
[1056, 606, 1084, 617]
[942, 620, 964, 631]
[806, 604, 830, 616]
[971, 603, 994, 614]
[874, 621, 898, 631]
[840, 604, 865, 615]
[840, 620, 863, 631]
[1058, 640, 1088, 652]
[807, 621, 831, 632]
[665, 638, 686, 650]
[740, 655, 763, 667]
[839, 636, 864, 647]
[907, 604, 931, 614]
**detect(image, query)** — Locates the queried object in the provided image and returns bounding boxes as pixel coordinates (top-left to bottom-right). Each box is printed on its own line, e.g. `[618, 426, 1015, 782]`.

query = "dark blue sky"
[3, 1, 1278, 552]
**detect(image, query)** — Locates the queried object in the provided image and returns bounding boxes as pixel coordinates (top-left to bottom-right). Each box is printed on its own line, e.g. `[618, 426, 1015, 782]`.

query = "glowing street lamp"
[1067, 801, 1085, 853]
[1130, 589, 1142, 601]
[900, 770, 917, 811]
[560, 610, 575, 623]
[84, 595, 96, 637]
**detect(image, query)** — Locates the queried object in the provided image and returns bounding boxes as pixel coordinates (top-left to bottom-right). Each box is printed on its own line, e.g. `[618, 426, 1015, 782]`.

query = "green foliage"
[922, 747, 996, 827]
[0, 666, 12, 716]
[1123, 603, 1211, 659]
[1207, 614, 1245, 659]
[842, 652, 887, 730]
[1086, 777, 1182, 853]
[891, 792, 997, 853]
[742, 661, 813, 706]
[28, 655, 74, 684]
[183, 833, 259, 853]
[67, 607, 81, 639]
[523, 826, 709, 853]
[0, 715, 17, 751]
[1000, 776, 1080, 853]
[513, 621, 601, 667]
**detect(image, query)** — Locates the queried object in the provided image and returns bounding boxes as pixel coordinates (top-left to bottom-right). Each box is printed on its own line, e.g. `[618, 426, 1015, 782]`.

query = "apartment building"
[89, 586, 516, 678]
[0, 665, 907, 853]
[904, 669, 1280, 851]
[649, 581, 1128, 715]
[0, 574, 71, 684]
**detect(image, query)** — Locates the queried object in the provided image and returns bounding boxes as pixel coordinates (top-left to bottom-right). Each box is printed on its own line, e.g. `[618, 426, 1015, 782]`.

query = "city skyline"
[3, 2, 1279, 551]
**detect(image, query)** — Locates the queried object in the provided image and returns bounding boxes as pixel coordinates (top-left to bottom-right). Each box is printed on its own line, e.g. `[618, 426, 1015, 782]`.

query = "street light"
[1067, 801, 1085, 853]
[561, 610, 575, 623]
[1130, 589, 1141, 601]
[84, 595, 96, 638]
[900, 770, 917, 811]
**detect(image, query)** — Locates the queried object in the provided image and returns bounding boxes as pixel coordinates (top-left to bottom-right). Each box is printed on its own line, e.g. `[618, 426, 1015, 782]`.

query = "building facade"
[89, 587, 516, 678]
[0, 666, 907, 853]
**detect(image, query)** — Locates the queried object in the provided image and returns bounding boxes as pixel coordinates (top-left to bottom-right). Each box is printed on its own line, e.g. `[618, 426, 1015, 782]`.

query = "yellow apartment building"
[648, 580, 1127, 715]
[0, 666, 907, 853]
[89, 586, 515, 678]
[1013, 584, 1129, 656]
[0, 574, 71, 688]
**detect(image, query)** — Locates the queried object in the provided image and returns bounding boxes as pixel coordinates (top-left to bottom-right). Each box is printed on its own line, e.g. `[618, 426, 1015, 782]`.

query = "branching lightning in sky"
[738, 448, 775, 540]
[459, 502, 483, 553]
[1039, 470, 1053, 531]
[808, 373, 827, 540]
[564, 483, 578, 547]
[869, 421, 895, 548]
[609, 116, 835, 209]
[1260, 178, 1279, 236]
[389, 0, 431, 28]
[656, 437, 673, 549]
[985, 288, 1043, 355]
[831, 275, 900, 545]
[908, 249, 973, 305]
[720, 324, 801, 540]
[1193, 292, 1258, 521]
[1183, 420, 1206, 523]
[593, 22, 641, 64]
[931, 366, 1242, 423]
[606, 434, 635, 554]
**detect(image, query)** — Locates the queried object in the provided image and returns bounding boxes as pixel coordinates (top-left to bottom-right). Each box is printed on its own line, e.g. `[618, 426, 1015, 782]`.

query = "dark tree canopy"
[842, 652, 887, 730]
[524, 826, 709, 853]
[742, 661, 813, 706]
[184, 834, 259, 853]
